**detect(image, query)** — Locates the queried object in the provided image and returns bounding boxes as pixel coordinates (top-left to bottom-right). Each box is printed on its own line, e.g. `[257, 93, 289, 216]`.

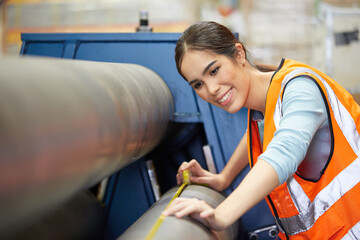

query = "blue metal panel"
[21, 42, 65, 58]
[21, 33, 200, 122]
[75, 41, 199, 120]
[103, 159, 154, 240]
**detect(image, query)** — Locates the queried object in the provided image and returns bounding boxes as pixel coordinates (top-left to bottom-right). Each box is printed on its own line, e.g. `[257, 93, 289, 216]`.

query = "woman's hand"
[162, 197, 227, 231]
[176, 159, 227, 191]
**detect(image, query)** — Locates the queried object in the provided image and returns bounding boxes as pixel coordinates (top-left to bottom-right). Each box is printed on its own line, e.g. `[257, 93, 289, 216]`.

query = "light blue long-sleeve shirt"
[257, 76, 328, 184]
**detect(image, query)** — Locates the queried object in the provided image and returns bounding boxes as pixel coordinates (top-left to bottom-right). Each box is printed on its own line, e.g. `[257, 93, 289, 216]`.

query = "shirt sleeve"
[258, 76, 328, 184]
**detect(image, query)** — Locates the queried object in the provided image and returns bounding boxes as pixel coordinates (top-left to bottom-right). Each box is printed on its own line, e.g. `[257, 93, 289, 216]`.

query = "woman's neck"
[246, 67, 274, 114]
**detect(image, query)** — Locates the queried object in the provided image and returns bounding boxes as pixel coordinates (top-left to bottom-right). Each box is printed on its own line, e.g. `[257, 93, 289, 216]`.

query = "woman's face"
[181, 50, 249, 113]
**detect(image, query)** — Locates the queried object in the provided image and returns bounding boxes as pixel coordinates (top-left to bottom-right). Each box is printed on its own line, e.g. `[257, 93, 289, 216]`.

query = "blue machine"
[20, 32, 277, 240]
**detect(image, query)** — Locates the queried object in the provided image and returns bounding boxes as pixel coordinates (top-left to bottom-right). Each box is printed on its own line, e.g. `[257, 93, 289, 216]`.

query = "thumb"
[200, 208, 215, 218]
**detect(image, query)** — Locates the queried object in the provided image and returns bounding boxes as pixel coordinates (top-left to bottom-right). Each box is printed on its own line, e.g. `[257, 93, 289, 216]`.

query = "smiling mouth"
[217, 88, 233, 104]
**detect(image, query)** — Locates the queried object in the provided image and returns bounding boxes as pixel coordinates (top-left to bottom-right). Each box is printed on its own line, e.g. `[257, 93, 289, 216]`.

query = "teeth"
[218, 91, 231, 103]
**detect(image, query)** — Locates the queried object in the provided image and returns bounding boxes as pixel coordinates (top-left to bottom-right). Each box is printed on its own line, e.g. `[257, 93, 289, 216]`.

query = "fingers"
[200, 208, 215, 218]
[176, 171, 182, 185]
[162, 198, 185, 216]
[162, 197, 226, 231]
[177, 159, 201, 185]
[176, 161, 189, 185]
[176, 159, 216, 186]
[179, 159, 201, 173]
[175, 199, 211, 218]
[162, 198, 212, 219]
[180, 159, 198, 171]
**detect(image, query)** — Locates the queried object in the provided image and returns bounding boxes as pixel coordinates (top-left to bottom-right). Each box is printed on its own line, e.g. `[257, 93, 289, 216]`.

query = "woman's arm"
[176, 132, 249, 191]
[218, 132, 249, 189]
[164, 159, 279, 231]
[213, 159, 278, 228]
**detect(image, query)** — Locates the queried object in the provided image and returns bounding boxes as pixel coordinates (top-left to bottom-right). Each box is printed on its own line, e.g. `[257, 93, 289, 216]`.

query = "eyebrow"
[188, 60, 217, 86]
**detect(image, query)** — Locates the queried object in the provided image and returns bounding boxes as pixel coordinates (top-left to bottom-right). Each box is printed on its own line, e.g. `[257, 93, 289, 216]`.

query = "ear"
[234, 43, 246, 65]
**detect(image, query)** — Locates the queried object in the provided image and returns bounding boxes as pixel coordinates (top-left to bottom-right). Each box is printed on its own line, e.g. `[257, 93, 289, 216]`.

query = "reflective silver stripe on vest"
[341, 221, 360, 240]
[284, 157, 360, 235]
[273, 67, 360, 235]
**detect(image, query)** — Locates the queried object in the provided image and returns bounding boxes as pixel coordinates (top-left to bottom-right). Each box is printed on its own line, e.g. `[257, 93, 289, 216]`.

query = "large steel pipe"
[0, 56, 173, 236]
[118, 185, 239, 240]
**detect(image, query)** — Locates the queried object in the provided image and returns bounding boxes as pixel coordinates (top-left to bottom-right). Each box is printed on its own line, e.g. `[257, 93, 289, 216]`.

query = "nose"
[207, 81, 220, 95]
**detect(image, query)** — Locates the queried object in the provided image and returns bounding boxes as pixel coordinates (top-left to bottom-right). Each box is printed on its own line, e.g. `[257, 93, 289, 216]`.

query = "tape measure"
[145, 170, 190, 240]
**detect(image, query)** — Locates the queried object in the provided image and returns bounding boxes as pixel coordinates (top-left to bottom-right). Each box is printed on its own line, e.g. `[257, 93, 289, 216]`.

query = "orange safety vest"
[247, 59, 360, 239]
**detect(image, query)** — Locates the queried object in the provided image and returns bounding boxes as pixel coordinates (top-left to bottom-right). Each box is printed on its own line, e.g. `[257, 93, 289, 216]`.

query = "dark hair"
[175, 21, 245, 80]
[175, 21, 276, 80]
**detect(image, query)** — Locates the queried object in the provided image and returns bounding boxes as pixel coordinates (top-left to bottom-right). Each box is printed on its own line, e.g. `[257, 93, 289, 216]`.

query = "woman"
[162, 21, 360, 239]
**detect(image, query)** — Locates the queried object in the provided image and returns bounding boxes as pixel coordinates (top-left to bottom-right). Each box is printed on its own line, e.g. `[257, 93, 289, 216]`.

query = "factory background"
[0, 1, 360, 240]
[1, 0, 360, 91]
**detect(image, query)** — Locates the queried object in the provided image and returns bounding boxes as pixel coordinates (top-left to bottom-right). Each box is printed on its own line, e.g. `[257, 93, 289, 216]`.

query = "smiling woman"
[175, 22, 275, 114]
[164, 21, 360, 240]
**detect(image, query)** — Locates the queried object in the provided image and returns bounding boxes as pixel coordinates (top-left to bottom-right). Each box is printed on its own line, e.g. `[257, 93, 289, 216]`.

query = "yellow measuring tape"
[145, 170, 190, 240]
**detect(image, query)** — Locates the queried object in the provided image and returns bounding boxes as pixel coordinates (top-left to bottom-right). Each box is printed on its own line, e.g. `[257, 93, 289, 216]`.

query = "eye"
[193, 81, 203, 89]
[210, 67, 220, 76]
